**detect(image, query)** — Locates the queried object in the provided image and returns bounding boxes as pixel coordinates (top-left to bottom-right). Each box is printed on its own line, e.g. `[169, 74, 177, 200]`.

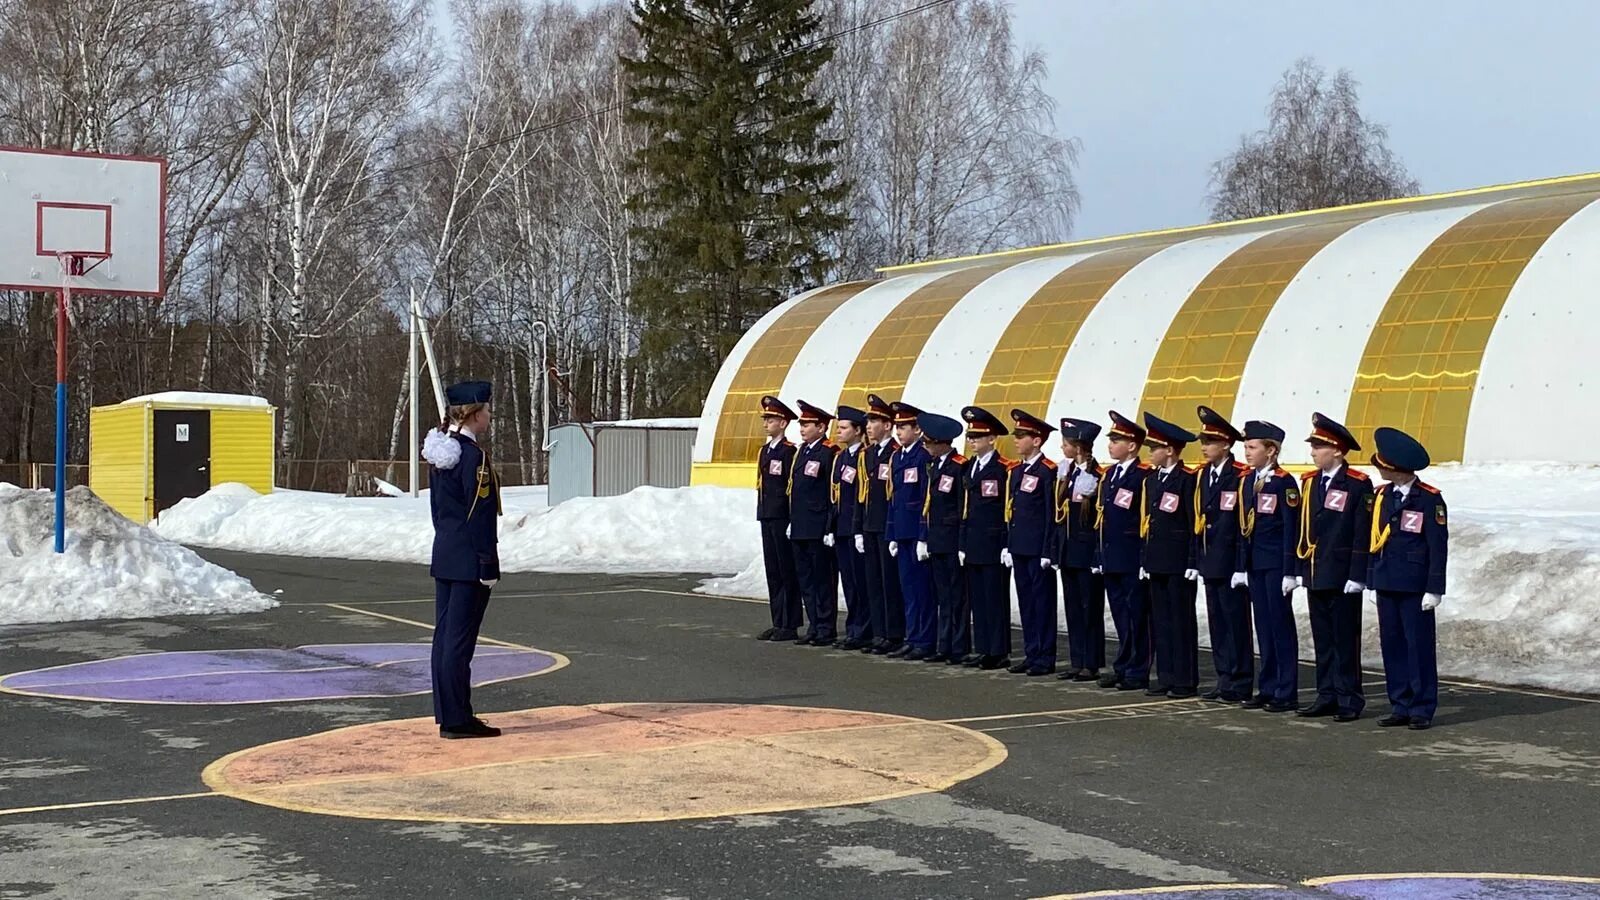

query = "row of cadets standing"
[1055, 419, 1106, 682]
[857, 394, 906, 654]
[1004, 410, 1061, 676]
[1140, 413, 1201, 698]
[831, 406, 873, 649]
[920, 412, 971, 663]
[958, 406, 1014, 670]
[1098, 411, 1154, 690]
[788, 401, 841, 646]
[755, 396, 803, 641]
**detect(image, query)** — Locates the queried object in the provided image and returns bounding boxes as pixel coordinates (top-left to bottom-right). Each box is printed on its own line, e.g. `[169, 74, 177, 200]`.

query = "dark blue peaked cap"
[836, 405, 867, 427]
[796, 400, 833, 425]
[961, 406, 1006, 438]
[1372, 427, 1430, 473]
[446, 380, 492, 405]
[1010, 408, 1055, 438]
[1308, 411, 1361, 453]
[760, 395, 798, 420]
[1242, 420, 1286, 443]
[919, 413, 962, 443]
[1196, 405, 1242, 443]
[1143, 411, 1197, 448]
[1059, 417, 1101, 444]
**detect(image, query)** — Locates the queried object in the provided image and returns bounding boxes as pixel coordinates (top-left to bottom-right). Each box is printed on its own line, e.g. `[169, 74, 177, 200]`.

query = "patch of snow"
[0, 484, 274, 625]
[118, 391, 270, 408]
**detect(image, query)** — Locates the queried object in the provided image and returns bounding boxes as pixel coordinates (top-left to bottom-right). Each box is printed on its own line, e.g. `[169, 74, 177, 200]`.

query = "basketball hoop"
[57, 251, 110, 278]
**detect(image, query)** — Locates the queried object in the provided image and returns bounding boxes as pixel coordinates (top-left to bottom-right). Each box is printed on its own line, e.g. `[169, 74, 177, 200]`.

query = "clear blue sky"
[432, 0, 1600, 240]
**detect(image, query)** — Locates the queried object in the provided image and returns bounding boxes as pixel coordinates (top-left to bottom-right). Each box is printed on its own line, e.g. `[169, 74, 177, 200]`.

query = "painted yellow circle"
[202, 702, 1007, 825]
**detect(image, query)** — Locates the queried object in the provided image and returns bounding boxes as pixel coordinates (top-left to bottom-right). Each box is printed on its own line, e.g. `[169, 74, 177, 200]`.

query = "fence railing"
[6, 460, 539, 497]
[0, 463, 89, 490]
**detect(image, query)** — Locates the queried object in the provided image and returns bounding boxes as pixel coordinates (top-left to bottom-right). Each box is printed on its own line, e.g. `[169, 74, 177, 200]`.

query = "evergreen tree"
[623, 0, 847, 412]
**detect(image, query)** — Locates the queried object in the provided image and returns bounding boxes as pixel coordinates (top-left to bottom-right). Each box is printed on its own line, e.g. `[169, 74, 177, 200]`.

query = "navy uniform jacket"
[788, 439, 838, 540]
[923, 451, 966, 554]
[757, 438, 796, 522]
[860, 439, 897, 535]
[888, 440, 931, 543]
[1007, 455, 1060, 558]
[1236, 467, 1300, 573]
[428, 433, 501, 582]
[1295, 464, 1374, 589]
[1098, 460, 1153, 574]
[1055, 460, 1102, 570]
[1143, 464, 1198, 575]
[1367, 481, 1448, 595]
[832, 444, 866, 539]
[1194, 459, 1251, 579]
[960, 452, 1010, 564]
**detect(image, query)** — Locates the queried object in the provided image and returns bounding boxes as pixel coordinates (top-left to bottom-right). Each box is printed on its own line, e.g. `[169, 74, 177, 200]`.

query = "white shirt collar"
[1210, 460, 1228, 476]
[847, 441, 862, 454]
[1393, 479, 1414, 498]
[877, 436, 892, 449]
[977, 450, 994, 468]
[1160, 462, 1177, 475]
[1118, 458, 1135, 475]
[1024, 452, 1043, 466]
[457, 425, 477, 443]
[767, 435, 783, 449]
[1256, 464, 1273, 480]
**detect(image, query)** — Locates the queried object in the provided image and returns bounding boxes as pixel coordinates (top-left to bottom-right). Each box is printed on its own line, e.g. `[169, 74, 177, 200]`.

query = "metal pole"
[408, 284, 419, 498]
[415, 303, 446, 420]
[531, 321, 554, 451]
[53, 279, 68, 553]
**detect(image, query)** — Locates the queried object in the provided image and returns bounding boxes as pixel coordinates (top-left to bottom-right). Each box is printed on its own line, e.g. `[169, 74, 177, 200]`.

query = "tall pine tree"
[623, 0, 847, 412]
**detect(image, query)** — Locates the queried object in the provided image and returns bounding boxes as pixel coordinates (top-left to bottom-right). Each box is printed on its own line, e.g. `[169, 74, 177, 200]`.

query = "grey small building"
[546, 418, 698, 506]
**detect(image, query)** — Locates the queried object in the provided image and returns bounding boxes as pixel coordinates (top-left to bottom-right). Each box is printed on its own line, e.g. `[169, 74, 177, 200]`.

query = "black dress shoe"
[836, 639, 863, 651]
[1377, 714, 1412, 727]
[1220, 693, 1250, 703]
[1263, 701, 1296, 713]
[440, 719, 501, 739]
[756, 627, 777, 641]
[1007, 662, 1031, 674]
[1145, 686, 1170, 697]
[864, 640, 886, 654]
[771, 628, 799, 642]
[1240, 696, 1267, 709]
[979, 656, 1010, 670]
[888, 644, 915, 659]
[1026, 667, 1054, 677]
[1118, 681, 1149, 692]
[944, 655, 967, 666]
[1297, 703, 1337, 718]
[1097, 672, 1121, 688]
[1200, 688, 1223, 701]
[906, 648, 932, 661]
[869, 641, 893, 655]
[1074, 669, 1101, 682]
[1167, 689, 1198, 699]
[926, 653, 948, 663]
[961, 655, 984, 667]
[1333, 711, 1361, 723]
[1056, 670, 1078, 681]
[794, 635, 813, 645]
[1408, 719, 1432, 730]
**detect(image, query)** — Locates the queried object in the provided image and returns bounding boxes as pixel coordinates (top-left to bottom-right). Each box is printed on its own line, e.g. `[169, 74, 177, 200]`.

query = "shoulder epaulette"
[1181, 464, 1198, 475]
[1231, 460, 1251, 473]
[1040, 457, 1058, 470]
[822, 439, 837, 448]
[1274, 466, 1290, 478]
[1417, 481, 1441, 494]
[950, 453, 967, 465]
[1135, 461, 1153, 470]
[1300, 470, 1316, 483]
[1345, 468, 1370, 481]
[888, 440, 901, 450]
[1003, 458, 1021, 470]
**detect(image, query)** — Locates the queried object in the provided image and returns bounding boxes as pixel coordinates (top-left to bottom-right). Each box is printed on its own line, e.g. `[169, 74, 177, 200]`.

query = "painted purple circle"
[1043, 876, 1600, 899]
[0, 643, 562, 704]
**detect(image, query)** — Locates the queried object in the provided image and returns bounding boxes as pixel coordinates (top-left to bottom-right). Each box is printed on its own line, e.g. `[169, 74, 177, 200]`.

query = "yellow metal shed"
[89, 391, 275, 523]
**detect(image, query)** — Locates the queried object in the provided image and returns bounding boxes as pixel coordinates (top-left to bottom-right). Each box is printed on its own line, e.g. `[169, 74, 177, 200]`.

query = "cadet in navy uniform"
[919, 412, 969, 664]
[888, 401, 935, 659]
[1295, 412, 1374, 722]
[1194, 406, 1254, 702]
[1055, 418, 1106, 682]
[1098, 411, 1154, 690]
[831, 406, 873, 650]
[856, 394, 904, 655]
[1367, 427, 1447, 730]
[959, 406, 1012, 670]
[756, 396, 803, 642]
[420, 380, 502, 739]
[1141, 412, 1201, 698]
[788, 401, 839, 646]
[1005, 409, 1060, 676]
[1236, 421, 1302, 712]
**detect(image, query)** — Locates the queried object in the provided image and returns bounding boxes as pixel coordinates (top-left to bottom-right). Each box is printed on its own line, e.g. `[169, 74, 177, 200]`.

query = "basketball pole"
[53, 256, 73, 554]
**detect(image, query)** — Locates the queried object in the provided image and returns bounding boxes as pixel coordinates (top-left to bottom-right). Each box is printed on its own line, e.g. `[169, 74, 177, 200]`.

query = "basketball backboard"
[0, 146, 166, 297]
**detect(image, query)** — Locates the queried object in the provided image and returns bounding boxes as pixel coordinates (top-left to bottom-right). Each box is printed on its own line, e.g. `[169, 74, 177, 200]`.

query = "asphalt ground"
[2, 550, 1599, 899]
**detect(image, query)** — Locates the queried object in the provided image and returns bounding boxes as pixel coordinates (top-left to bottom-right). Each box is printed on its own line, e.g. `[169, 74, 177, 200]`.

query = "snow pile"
[698, 463, 1600, 695]
[156, 483, 759, 576]
[0, 484, 274, 625]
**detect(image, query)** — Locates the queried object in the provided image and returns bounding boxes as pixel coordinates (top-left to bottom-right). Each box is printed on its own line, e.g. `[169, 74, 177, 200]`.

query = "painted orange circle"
[201, 702, 1008, 825]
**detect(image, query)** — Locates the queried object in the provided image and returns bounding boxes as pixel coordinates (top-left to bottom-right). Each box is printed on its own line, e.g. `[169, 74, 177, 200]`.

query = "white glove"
[915, 541, 929, 562]
[1364, 588, 1377, 606]
[1230, 572, 1248, 589]
[1001, 548, 1014, 568]
[786, 524, 792, 539]
[1281, 576, 1298, 596]
[1183, 568, 1198, 581]
[854, 534, 865, 554]
[1041, 558, 1053, 570]
[480, 578, 498, 588]
[823, 533, 835, 548]
[1090, 566, 1103, 575]
[1138, 567, 1149, 580]
[888, 541, 899, 558]
[1343, 580, 1364, 595]
[1073, 471, 1098, 496]
[1422, 593, 1442, 612]
[958, 551, 967, 566]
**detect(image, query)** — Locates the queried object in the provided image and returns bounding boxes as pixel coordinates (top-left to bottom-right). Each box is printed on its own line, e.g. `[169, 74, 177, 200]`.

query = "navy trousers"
[1012, 557, 1058, 671]
[792, 538, 835, 641]
[1061, 566, 1106, 671]
[838, 538, 872, 642]
[862, 532, 904, 644]
[1105, 571, 1152, 685]
[1308, 588, 1365, 715]
[1249, 568, 1298, 704]
[1204, 577, 1255, 699]
[759, 519, 802, 631]
[968, 563, 1011, 658]
[897, 547, 935, 652]
[1378, 591, 1438, 721]
[930, 553, 970, 658]
[432, 578, 491, 728]
[1150, 573, 1199, 692]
